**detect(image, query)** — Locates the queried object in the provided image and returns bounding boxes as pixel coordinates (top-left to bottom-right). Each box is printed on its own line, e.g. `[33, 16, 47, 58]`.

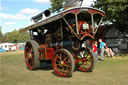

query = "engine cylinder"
[44, 10, 51, 17]
[31, 10, 51, 23]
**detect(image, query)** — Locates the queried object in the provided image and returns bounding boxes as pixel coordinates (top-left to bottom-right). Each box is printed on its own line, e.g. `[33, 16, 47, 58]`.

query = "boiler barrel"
[49, 41, 72, 48]
[49, 41, 81, 52]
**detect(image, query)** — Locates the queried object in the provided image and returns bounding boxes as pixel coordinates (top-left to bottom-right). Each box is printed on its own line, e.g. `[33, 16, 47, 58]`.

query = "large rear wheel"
[52, 49, 75, 77]
[25, 40, 40, 70]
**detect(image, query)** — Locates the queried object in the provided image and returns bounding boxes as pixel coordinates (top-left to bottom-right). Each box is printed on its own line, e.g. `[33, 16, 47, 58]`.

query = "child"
[92, 41, 98, 61]
[105, 47, 115, 58]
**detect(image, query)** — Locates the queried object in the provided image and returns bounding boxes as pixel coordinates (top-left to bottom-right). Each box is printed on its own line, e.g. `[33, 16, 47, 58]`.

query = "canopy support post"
[63, 17, 79, 39]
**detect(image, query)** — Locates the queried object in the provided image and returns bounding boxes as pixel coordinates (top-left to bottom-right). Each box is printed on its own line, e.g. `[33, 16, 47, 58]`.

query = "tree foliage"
[94, 0, 128, 31]
[0, 26, 3, 43]
[5, 29, 29, 43]
[50, 0, 64, 13]
[0, 27, 29, 43]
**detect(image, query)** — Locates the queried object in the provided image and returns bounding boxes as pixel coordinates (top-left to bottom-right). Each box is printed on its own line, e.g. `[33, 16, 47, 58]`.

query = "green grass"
[0, 51, 128, 85]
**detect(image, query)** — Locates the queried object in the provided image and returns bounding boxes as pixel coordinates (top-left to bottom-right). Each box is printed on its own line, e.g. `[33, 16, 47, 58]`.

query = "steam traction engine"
[20, 7, 105, 77]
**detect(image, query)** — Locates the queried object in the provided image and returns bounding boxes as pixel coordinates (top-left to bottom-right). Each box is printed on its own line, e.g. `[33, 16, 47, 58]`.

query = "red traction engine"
[20, 7, 105, 77]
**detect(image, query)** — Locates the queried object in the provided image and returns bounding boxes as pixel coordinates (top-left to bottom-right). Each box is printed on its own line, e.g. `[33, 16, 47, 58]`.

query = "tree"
[6, 30, 19, 43]
[50, 0, 84, 13]
[93, 0, 128, 31]
[50, 0, 63, 13]
[18, 32, 30, 42]
[5, 29, 29, 43]
[0, 26, 3, 43]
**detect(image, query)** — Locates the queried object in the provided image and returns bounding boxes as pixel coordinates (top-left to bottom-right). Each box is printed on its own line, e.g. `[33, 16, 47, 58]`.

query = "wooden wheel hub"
[60, 61, 64, 65]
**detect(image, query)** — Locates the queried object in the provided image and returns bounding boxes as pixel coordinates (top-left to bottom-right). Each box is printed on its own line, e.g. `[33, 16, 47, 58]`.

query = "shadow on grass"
[39, 63, 73, 78]
[74, 67, 93, 73]
[51, 71, 72, 78]
[38, 62, 93, 78]
[39, 63, 53, 70]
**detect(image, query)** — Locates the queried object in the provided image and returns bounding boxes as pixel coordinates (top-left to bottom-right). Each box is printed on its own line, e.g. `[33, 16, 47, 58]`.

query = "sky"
[0, 0, 96, 34]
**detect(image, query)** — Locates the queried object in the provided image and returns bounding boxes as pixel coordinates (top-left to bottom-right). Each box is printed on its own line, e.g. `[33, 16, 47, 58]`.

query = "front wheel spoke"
[63, 57, 68, 61]
[59, 54, 62, 60]
[56, 64, 61, 67]
[56, 55, 61, 60]
[56, 59, 60, 63]
[64, 64, 70, 68]
[56, 64, 62, 70]
[61, 66, 65, 73]
[58, 66, 61, 70]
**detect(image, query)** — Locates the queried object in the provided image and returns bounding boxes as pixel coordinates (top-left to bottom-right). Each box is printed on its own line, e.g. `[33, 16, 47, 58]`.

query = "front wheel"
[52, 49, 75, 77]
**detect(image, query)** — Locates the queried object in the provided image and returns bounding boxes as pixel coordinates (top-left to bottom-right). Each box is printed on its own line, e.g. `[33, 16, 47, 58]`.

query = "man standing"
[99, 39, 106, 61]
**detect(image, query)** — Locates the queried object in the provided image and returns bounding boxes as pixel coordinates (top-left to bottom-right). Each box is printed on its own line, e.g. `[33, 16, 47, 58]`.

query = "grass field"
[0, 50, 128, 85]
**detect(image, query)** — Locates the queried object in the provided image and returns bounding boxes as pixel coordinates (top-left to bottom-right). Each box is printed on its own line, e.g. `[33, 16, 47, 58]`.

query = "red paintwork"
[62, 8, 80, 16]
[14, 44, 19, 50]
[88, 9, 105, 16]
[25, 44, 34, 70]
[39, 44, 55, 60]
[70, 20, 94, 40]
[39, 44, 47, 59]
[78, 21, 94, 40]
[46, 48, 55, 60]
[80, 32, 94, 40]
